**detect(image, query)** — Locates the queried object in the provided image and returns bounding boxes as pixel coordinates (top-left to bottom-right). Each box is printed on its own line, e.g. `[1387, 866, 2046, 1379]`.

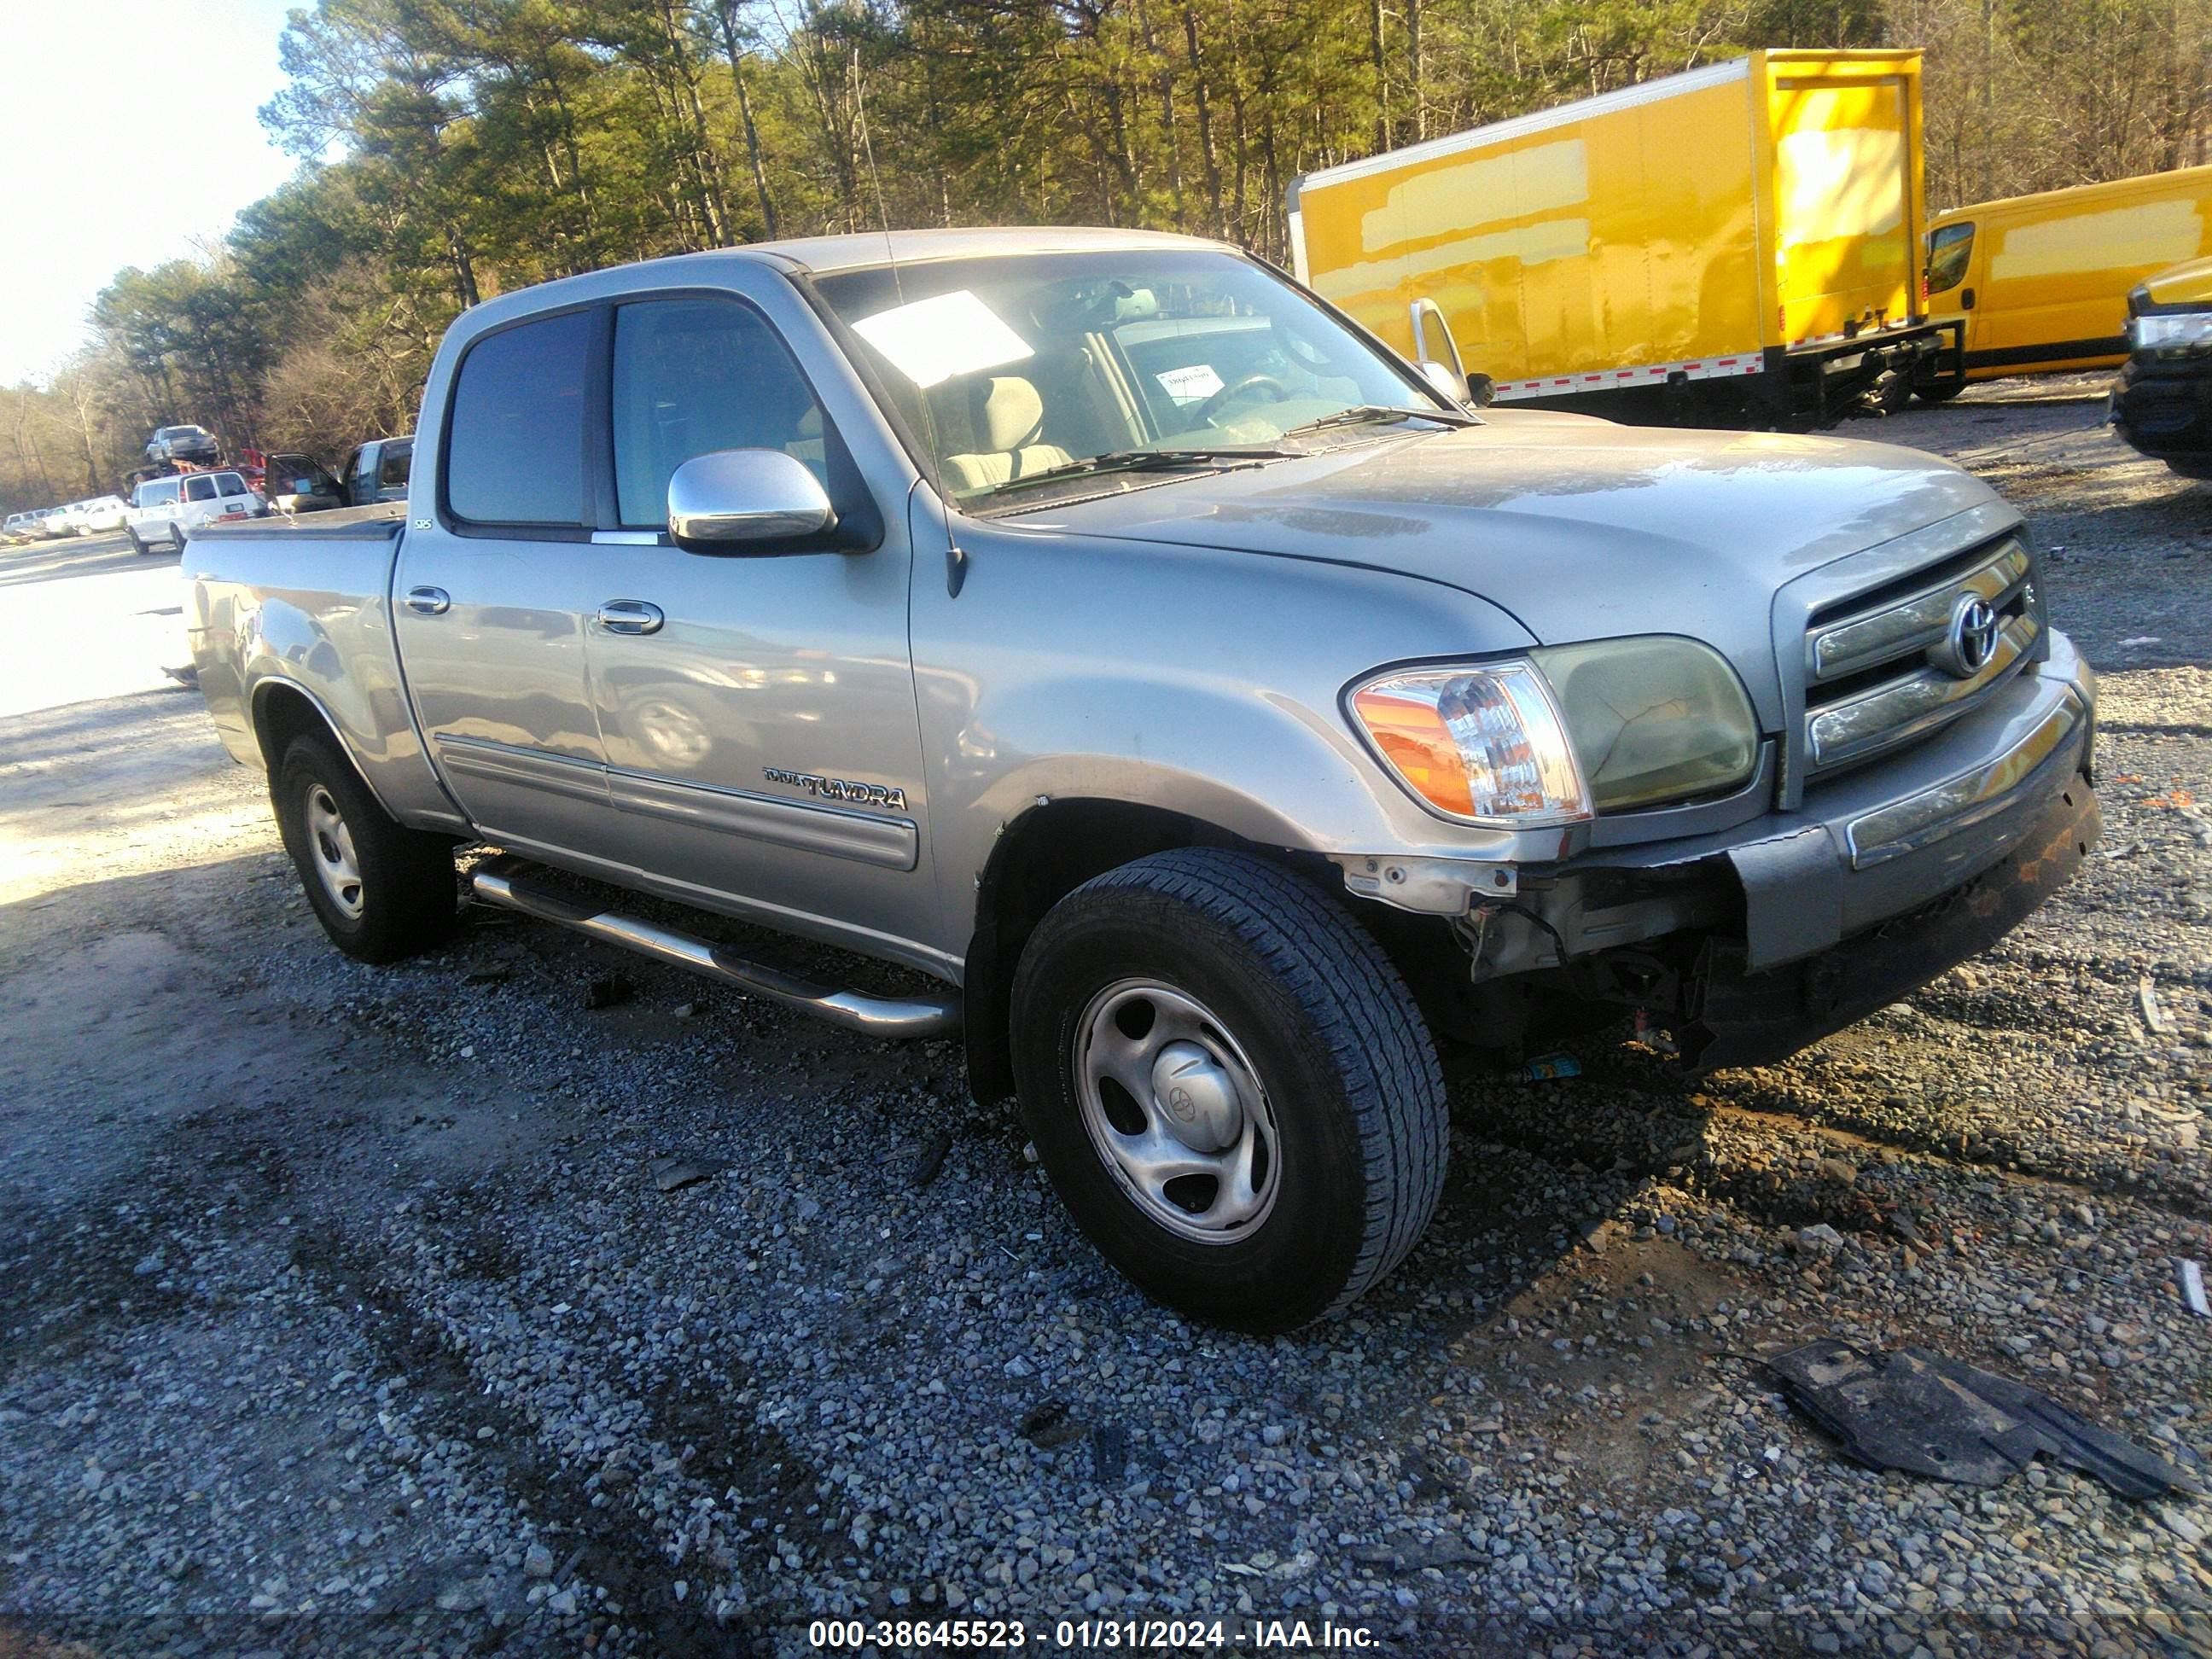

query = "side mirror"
[1418, 359, 1468, 405]
[667, 449, 835, 550]
[1464, 372, 1496, 409]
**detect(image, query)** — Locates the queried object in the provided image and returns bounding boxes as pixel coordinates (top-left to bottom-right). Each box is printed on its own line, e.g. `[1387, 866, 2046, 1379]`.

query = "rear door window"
[183, 475, 218, 503]
[217, 473, 247, 497]
[445, 311, 590, 527]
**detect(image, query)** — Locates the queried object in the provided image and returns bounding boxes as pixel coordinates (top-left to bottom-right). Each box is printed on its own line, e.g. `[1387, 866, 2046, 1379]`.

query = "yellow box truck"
[1922, 164, 2212, 394]
[1286, 50, 1955, 424]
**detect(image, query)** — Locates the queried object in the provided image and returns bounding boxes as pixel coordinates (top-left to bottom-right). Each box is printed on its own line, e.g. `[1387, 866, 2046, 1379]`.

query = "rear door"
[579, 282, 934, 954]
[393, 306, 627, 865]
[1769, 68, 1916, 342]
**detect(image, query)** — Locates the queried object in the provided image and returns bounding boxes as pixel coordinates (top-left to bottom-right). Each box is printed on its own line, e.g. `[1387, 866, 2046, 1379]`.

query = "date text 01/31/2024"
[806, 1616, 1380, 1650]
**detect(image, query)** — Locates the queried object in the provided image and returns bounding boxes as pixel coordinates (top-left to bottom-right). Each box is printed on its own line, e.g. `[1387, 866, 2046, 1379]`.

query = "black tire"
[125, 527, 147, 555]
[1010, 848, 1447, 1333]
[273, 734, 457, 963]
[1866, 369, 1912, 416]
[1914, 379, 1967, 405]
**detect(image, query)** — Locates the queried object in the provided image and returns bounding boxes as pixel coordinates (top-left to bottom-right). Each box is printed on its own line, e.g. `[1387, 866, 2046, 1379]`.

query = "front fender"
[912, 515, 1544, 956]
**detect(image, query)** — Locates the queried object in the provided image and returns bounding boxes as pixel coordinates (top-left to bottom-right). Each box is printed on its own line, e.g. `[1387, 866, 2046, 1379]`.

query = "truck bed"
[191, 502, 407, 541]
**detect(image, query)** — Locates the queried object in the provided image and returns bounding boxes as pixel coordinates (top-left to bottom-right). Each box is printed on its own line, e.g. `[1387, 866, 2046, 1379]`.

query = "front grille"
[1800, 536, 2040, 778]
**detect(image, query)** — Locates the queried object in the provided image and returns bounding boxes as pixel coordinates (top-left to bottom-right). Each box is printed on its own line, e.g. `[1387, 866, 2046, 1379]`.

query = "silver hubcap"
[1074, 979, 1279, 1244]
[303, 783, 364, 919]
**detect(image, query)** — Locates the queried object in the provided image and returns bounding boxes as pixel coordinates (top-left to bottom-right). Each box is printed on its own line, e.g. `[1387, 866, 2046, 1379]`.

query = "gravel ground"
[3, 382, 2211, 1658]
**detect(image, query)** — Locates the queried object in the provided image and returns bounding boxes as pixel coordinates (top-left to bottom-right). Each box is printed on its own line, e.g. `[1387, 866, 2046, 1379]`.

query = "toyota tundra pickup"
[184, 227, 2098, 1332]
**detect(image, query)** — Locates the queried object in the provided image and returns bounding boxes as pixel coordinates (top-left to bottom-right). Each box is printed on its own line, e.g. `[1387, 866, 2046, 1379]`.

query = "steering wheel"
[1190, 372, 1291, 428]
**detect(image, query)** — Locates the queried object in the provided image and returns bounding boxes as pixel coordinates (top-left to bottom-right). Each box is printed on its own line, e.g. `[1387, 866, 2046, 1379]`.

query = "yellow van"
[1923, 164, 2212, 395]
[2113, 254, 2212, 476]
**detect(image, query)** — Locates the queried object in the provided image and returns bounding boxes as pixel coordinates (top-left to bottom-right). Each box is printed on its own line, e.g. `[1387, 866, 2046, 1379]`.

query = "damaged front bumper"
[1339, 632, 2098, 1070]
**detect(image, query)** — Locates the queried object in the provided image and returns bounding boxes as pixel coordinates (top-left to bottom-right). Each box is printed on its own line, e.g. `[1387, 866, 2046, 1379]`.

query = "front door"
[393, 305, 626, 867]
[581, 290, 934, 959]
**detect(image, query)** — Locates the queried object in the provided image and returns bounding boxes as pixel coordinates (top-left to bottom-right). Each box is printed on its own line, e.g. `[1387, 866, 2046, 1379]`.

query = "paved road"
[0, 529, 189, 719]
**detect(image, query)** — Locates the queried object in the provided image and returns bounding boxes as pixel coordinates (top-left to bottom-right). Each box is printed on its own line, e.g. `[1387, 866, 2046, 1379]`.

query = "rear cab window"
[445, 311, 591, 527]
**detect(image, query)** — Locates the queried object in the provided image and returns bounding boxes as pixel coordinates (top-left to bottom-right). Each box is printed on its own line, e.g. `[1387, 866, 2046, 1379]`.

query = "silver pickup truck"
[186, 227, 2098, 1331]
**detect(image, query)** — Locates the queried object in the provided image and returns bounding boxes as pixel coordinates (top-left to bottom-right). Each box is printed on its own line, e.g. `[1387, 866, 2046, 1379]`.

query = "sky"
[0, 0, 306, 387]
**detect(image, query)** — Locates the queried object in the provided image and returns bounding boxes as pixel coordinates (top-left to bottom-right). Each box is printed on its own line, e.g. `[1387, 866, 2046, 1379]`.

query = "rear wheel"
[1010, 848, 1447, 1332]
[274, 734, 457, 963]
[1914, 378, 1967, 405]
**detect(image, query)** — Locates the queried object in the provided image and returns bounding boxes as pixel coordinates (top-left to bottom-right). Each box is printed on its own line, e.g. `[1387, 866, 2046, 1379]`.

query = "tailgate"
[1769, 66, 1918, 344]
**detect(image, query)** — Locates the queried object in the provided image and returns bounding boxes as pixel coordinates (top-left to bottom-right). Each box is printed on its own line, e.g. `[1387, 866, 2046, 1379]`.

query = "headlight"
[2130, 311, 2212, 357]
[1351, 663, 1591, 824]
[1351, 637, 1758, 824]
[1528, 637, 1760, 812]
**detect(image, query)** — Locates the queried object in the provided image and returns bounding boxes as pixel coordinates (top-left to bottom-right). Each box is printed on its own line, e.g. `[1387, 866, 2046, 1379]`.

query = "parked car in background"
[3, 511, 38, 543]
[263, 454, 346, 514]
[1922, 164, 2212, 399]
[54, 495, 129, 536]
[2114, 255, 2212, 478]
[126, 469, 265, 553]
[185, 227, 2098, 1331]
[341, 436, 412, 505]
[36, 507, 74, 539]
[145, 424, 222, 467]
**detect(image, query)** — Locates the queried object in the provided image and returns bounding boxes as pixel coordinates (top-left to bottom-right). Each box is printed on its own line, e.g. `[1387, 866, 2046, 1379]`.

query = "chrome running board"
[469, 863, 961, 1040]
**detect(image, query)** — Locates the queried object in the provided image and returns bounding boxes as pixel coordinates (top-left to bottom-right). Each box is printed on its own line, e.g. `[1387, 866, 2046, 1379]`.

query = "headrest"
[975, 376, 1045, 451]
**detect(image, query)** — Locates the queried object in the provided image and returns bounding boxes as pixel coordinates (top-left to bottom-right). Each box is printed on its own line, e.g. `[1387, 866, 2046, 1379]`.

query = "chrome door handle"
[404, 586, 451, 615]
[597, 600, 665, 636]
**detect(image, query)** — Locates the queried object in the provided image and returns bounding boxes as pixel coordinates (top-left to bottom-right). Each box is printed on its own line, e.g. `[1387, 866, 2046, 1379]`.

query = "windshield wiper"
[1279, 403, 1480, 438]
[986, 445, 1298, 493]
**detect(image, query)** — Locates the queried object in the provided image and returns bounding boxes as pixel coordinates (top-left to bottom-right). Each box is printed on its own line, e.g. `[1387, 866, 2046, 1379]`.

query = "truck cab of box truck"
[1921, 165, 2212, 399]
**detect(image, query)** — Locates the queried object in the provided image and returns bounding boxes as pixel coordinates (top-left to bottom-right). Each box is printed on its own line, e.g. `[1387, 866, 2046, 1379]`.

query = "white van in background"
[125, 471, 265, 554]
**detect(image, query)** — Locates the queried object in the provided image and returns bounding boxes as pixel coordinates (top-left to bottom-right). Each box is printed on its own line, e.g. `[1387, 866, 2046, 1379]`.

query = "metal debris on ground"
[2179, 1258, 2212, 1319]
[1769, 1338, 2202, 1499]
[649, 1154, 729, 1193]
[1522, 1052, 1581, 1081]
[908, 1127, 955, 1190]
[1089, 1423, 1129, 1483]
[584, 973, 634, 1010]
[2139, 977, 2172, 1036]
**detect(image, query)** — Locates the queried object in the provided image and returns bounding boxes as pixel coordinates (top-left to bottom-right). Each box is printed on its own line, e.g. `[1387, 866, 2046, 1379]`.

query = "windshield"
[812, 248, 1450, 504]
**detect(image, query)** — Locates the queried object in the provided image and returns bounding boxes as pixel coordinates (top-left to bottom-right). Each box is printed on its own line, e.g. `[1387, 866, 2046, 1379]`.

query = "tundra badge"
[763, 767, 908, 812]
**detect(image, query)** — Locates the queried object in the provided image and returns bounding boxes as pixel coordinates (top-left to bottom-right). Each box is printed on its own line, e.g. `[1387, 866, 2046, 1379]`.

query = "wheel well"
[251, 681, 342, 775]
[963, 800, 1281, 1103]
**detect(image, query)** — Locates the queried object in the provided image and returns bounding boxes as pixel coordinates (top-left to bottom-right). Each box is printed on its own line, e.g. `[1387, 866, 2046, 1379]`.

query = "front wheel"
[1010, 848, 1447, 1333]
[274, 735, 457, 963]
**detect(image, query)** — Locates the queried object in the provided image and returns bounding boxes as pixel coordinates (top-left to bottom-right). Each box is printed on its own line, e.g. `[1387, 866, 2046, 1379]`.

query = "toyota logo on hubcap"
[1933, 594, 2001, 679]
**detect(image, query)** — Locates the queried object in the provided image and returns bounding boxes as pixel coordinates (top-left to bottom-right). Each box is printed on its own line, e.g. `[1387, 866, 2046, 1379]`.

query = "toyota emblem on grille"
[1932, 594, 2001, 679]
